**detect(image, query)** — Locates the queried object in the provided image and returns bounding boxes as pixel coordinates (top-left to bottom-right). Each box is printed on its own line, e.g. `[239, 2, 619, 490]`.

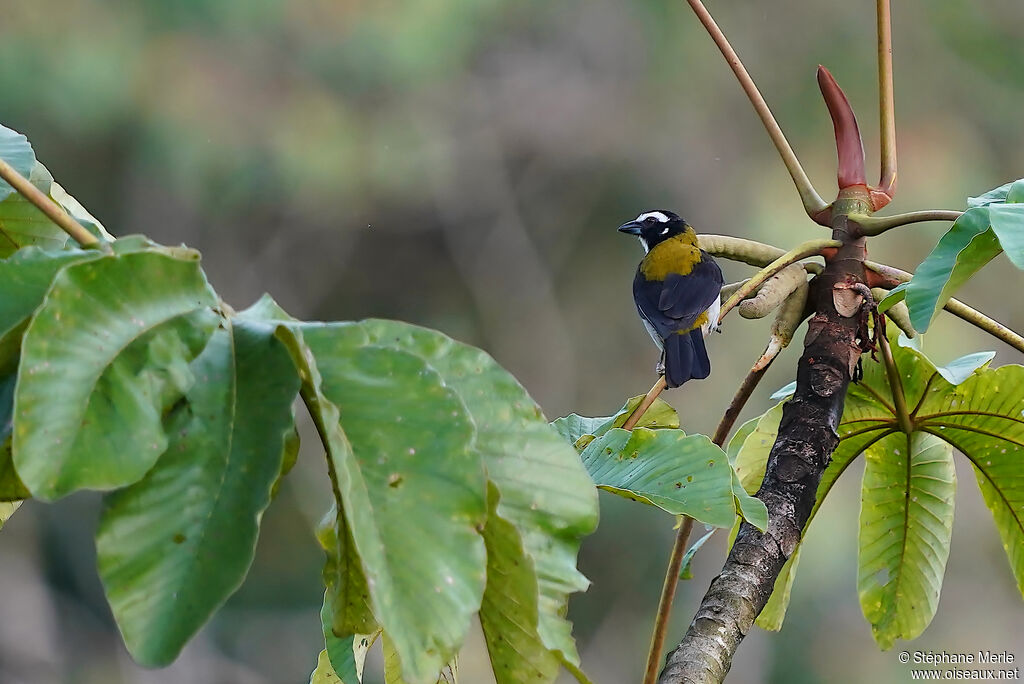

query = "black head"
[617, 210, 692, 251]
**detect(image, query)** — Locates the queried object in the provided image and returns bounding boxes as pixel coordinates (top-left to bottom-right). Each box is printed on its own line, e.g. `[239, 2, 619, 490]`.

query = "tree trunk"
[658, 200, 870, 683]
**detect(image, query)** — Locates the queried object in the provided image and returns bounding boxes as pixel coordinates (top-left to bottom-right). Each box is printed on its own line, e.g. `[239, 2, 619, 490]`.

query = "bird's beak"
[618, 221, 643, 235]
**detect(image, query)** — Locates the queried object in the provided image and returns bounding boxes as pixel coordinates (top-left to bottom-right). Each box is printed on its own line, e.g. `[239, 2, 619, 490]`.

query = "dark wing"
[633, 251, 723, 337]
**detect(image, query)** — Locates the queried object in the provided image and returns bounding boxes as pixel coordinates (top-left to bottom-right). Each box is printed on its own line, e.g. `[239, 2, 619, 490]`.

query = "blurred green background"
[1, 0, 1022, 682]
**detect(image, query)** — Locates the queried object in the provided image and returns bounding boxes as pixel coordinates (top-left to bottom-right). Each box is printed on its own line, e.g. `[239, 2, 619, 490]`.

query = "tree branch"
[659, 191, 872, 683]
[683, 0, 829, 221]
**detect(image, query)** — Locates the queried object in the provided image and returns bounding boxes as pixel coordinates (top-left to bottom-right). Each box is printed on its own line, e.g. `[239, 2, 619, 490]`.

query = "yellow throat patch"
[640, 232, 702, 281]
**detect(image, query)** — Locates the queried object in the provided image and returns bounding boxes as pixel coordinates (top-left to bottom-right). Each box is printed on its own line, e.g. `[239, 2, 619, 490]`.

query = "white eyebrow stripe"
[636, 211, 669, 223]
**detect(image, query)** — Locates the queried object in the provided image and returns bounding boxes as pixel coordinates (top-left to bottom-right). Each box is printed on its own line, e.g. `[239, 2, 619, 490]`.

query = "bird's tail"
[664, 328, 711, 388]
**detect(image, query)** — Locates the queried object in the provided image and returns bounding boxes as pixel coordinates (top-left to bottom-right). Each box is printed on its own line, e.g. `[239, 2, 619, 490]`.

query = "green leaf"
[353, 319, 597, 668]
[0, 501, 20, 530]
[989, 204, 1024, 269]
[1007, 180, 1024, 204]
[0, 246, 103, 374]
[935, 351, 995, 385]
[858, 432, 956, 649]
[732, 402, 785, 494]
[581, 428, 764, 529]
[877, 283, 907, 315]
[300, 323, 487, 683]
[0, 125, 35, 203]
[552, 395, 678, 449]
[383, 633, 458, 684]
[266, 320, 378, 640]
[479, 482, 560, 682]
[311, 650, 343, 684]
[14, 250, 218, 499]
[0, 372, 29, 501]
[726, 415, 759, 463]
[967, 179, 1022, 207]
[769, 381, 796, 401]
[913, 363, 1024, 597]
[905, 207, 1001, 332]
[96, 317, 301, 666]
[319, 593, 376, 684]
[679, 527, 715, 580]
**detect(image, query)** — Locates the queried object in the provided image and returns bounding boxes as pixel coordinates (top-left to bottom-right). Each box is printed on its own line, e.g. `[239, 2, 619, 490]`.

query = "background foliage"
[0, 1, 1022, 682]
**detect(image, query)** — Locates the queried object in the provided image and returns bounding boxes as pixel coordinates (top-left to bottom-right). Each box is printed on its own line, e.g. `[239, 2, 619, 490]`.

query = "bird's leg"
[655, 350, 666, 377]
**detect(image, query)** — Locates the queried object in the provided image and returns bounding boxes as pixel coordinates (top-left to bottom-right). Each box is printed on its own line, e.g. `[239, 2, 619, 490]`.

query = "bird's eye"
[644, 216, 657, 224]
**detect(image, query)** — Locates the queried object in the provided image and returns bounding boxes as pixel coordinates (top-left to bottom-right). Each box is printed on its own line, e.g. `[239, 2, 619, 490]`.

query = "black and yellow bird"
[618, 210, 723, 388]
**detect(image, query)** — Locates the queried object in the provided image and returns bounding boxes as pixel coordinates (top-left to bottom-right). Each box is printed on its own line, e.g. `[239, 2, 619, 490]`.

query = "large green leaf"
[858, 432, 955, 648]
[913, 363, 1024, 597]
[905, 207, 1001, 332]
[354, 319, 598, 670]
[581, 427, 766, 530]
[96, 317, 300, 666]
[300, 322, 487, 684]
[14, 250, 218, 499]
[262, 315, 379, 644]
[905, 178, 1024, 331]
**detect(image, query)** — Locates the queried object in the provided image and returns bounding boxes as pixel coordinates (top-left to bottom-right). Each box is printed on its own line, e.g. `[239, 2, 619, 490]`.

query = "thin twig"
[0, 158, 109, 252]
[622, 377, 668, 431]
[876, 0, 897, 200]
[718, 239, 840, 324]
[684, 0, 829, 219]
[853, 210, 962, 236]
[643, 516, 694, 684]
[642, 358, 773, 684]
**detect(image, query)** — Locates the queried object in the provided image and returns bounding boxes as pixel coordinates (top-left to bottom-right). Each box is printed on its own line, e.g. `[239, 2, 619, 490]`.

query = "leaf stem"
[876, 0, 897, 200]
[683, 0, 829, 220]
[877, 322, 914, 434]
[943, 298, 1024, 354]
[622, 377, 668, 431]
[642, 516, 695, 684]
[853, 210, 962, 236]
[642, 357, 772, 684]
[0, 158, 110, 252]
[718, 239, 840, 324]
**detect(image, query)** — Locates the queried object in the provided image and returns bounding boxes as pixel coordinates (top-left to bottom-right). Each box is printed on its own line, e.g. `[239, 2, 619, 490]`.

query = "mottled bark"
[658, 203, 870, 684]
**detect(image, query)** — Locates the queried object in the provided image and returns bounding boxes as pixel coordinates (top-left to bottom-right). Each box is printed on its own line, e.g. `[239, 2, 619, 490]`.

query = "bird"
[618, 210, 724, 388]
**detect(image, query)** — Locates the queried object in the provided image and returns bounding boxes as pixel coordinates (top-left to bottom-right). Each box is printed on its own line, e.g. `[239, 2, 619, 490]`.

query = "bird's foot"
[655, 360, 666, 376]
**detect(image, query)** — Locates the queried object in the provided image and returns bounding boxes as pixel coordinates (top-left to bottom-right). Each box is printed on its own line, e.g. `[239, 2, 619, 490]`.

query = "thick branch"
[659, 194, 870, 683]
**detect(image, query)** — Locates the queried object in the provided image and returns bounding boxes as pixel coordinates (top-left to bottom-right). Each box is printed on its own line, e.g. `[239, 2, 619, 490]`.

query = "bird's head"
[617, 210, 695, 252]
